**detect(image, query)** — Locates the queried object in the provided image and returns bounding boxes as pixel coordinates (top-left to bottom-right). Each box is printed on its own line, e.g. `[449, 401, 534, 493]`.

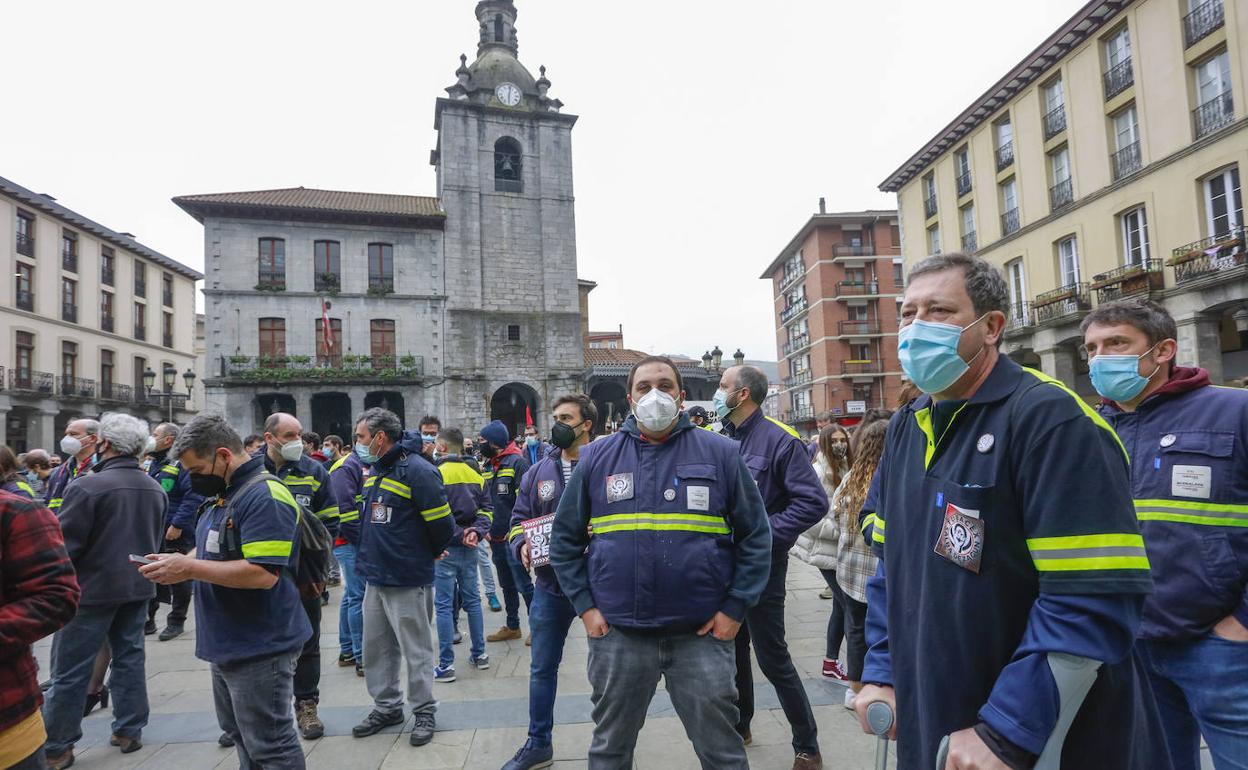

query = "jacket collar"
[618, 413, 694, 444]
[910, 352, 1025, 413]
[226, 456, 266, 494]
[489, 441, 522, 468]
[1100, 365, 1211, 413]
[721, 407, 763, 438]
[93, 455, 139, 473]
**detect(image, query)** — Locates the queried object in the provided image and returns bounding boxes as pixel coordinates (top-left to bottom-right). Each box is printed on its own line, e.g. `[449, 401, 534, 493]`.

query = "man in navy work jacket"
[140, 415, 311, 770]
[330, 447, 368, 675]
[717, 364, 828, 769]
[350, 408, 455, 749]
[260, 412, 341, 741]
[1083, 298, 1248, 770]
[143, 422, 204, 641]
[551, 356, 772, 770]
[855, 253, 1169, 770]
[479, 419, 533, 642]
[502, 393, 598, 770]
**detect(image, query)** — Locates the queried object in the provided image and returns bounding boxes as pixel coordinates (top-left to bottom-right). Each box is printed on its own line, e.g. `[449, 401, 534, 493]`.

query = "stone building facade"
[176, 0, 584, 439]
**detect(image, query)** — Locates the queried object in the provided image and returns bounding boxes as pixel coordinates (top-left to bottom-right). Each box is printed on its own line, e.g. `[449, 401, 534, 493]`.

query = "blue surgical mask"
[525, 435, 538, 447]
[25, 470, 38, 483]
[354, 438, 378, 465]
[898, 315, 987, 394]
[712, 387, 742, 420]
[1089, 344, 1161, 403]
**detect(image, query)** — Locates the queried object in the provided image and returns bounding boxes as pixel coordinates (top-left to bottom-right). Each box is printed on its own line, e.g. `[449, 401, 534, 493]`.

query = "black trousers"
[148, 534, 194, 626]
[293, 594, 322, 702]
[734, 550, 819, 755]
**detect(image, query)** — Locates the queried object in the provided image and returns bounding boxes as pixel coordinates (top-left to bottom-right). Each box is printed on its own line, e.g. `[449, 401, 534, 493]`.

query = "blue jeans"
[43, 600, 150, 754]
[334, 543, 365, 660]
[1137, 632, 1248, 770]
[477, 540, 496, 596]
[490, 539, 534, 630]
[435, 545, 485, 667]
[527, 585, 579, 747]
[212, 650, 304, 770]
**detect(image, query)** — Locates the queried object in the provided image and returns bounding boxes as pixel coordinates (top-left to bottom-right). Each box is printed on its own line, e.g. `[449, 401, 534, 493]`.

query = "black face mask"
[479, 442, 498, 459]
[189, 454, 227, 497]
[550, 420, 584, 450]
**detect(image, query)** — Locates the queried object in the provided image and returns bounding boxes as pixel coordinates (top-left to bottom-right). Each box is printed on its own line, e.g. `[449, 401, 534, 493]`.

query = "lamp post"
[143, 365, 197, 423]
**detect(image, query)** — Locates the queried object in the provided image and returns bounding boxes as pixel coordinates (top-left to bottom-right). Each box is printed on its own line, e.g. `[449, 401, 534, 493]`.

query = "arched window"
[495, 137, 522, 193]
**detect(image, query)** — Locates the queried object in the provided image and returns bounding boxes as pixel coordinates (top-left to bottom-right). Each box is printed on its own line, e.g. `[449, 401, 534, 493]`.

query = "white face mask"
[279, 440, 304, 462]
[632, 389, 680, 433]
[61, 435, 83, 456]
[143, 436, 158, 455]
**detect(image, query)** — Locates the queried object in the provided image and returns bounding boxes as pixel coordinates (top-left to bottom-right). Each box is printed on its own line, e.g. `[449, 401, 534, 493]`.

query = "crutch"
[866, 700, 895, 770]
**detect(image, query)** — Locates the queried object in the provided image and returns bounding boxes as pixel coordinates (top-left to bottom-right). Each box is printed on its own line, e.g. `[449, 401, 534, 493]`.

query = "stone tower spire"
[476, 0, 518, 58]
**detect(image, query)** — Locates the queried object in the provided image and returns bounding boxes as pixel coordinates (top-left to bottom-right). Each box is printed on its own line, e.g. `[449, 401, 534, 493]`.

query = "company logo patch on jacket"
[538, 480, 556, 501]
[606, 473, 634, 503]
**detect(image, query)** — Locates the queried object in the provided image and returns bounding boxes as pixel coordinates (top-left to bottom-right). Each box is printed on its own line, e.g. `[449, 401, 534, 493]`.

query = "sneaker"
[352, 708, 405, 738]
[843, 688, 857, 711]
[818, 587, 834, 600]
[487, 626, 522, 642]
[410, 711, 436, 746]
[144, 619, 157, 635]
[470, 653, 490, 670]
[453, 630, 463, 645]
[109, 734, 143, 754]
[337, 652, 356, 667]
[822, 659, 848, 681]
[320, 590, 330, 606]
[355, 662, 365, 677]
[434, 665, 457, 683]
[487, 593, 501, 612]
[296, 699, 324, 740]
[218, 732, 235, 747]
[502, 740, 555, 770]
[157, 624, 183, 642]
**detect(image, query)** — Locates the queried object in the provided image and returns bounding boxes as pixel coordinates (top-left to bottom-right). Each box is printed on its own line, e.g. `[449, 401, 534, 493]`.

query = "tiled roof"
[173, 187, 444, 223]
[0, 174, 203, 280]
[584, 348, 701, 368]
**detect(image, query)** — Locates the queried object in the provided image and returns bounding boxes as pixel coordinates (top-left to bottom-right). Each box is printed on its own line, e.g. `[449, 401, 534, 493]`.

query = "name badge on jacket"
[606, 473, 634, 503]
[370, 501, 392, 525]
[206, 528, 221, 554]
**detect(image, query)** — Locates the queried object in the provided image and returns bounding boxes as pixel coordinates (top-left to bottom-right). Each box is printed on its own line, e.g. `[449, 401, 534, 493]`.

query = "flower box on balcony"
[1090, 266, 1144, 290]
[1033, 289, 1075, 306]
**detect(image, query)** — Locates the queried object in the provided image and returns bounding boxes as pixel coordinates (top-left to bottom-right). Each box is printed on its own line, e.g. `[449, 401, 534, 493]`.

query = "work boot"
[158, 624, 183, 642]
[352, 708, 404, 738]
[218, 732, 235, 747]
[487, 626, 521, 642]
[296, 699, 325, 740]
[144, 619, 157, 635]
[793, 752, 823, 770]
[44, 748, 74, 769]
[109, 734, 143, 753]
[502, 739, 554, 770]
[337, 652, 355, 667]
[410, 711, 436, 746]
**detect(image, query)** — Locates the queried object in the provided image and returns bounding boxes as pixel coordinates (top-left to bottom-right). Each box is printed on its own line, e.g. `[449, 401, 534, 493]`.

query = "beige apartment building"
[882, 0, 1248, 393]
[1, 175, 203, 453]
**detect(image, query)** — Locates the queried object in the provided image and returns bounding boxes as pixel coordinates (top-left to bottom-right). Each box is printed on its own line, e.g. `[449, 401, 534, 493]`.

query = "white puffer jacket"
[789, 452, 845, 570]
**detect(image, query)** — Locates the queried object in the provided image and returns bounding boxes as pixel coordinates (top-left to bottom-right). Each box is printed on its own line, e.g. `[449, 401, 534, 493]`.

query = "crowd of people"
[0, 253, 1245, 770]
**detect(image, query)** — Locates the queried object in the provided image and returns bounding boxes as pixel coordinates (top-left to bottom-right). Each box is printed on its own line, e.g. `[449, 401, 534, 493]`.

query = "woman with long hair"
[790, 423, 852, 680]
[0, 445, 35, 499]
[833, 418, 889, 709]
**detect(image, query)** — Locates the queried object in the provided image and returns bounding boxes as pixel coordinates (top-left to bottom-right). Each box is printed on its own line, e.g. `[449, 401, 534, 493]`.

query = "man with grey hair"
[1083, 298, 1248, 769]
[715, 364, 828, 769]
[853, 253, 1166, 769]
[43, 418, 100, 512]
[139, 414, 310, 769]
[143, 421, 205, 641]
[43, 413, 166, 768]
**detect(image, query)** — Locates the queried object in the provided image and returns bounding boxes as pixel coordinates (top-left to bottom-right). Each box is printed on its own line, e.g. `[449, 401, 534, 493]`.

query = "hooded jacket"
[1098, 366, 1248, 639]
[329, 451, 367, 545]
[485, 443, 530, 540]
[435, 455, 492, 546]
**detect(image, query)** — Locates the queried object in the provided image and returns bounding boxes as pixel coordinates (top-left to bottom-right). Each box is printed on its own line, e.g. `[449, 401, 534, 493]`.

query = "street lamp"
[142, 366, 156, 392]
[183, 368, 197, 393]
[143, 365, 194, 423]
[711, 345, 723, 370]
[701, 351, 713, 371]
[733, 348, 745, 367]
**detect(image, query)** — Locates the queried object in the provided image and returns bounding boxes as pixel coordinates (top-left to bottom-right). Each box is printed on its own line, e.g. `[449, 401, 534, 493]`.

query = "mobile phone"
[129, 554, 156, 566]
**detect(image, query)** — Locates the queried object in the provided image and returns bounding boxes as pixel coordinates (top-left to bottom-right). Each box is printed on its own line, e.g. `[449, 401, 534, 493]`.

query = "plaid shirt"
[0, 490, 80, 734]
[832, 471, 879, 603]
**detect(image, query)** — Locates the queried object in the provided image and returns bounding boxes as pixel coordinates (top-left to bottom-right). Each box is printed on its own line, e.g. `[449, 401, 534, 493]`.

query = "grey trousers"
[586, 628, 748, 770]
[212, 650, 303, 770]
[362, 583, 437, 715]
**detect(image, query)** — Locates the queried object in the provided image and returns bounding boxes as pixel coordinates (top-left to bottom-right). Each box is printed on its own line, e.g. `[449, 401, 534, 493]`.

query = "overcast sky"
[4, 0, 1087, 362]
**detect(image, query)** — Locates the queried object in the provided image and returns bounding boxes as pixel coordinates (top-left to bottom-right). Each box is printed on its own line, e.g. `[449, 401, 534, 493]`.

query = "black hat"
[688, 406, 709, 419]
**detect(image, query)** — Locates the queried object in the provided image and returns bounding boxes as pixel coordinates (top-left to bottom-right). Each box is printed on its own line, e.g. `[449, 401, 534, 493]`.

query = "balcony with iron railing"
[314, 271, 341, 293]
[783, 370, 812, 389]
[956, 171, 972, 197]
[995, 141, 1014, 171]
[135, 324, 146, 341]
[101, 267, 114, 286]
[780, 266, 804, 290]
[785, 406, 815, 424]
[779, 297, 809, 324]
[783, 334, 811, 357]
[1193, 91, 1234, 139]
[1111, 141, 1142, 181]
[841, 360, 884, 376]
[1032, 282, 1091, 326]
[101, 315, 114, 333]
[924, 194, 938, 219]
[1043, 105, 1067, 139]
[961, 231, 978, 252]
[15, 290, 33, 312]
[835, 280, 882, 299]
[1091, 259, 1164, 302]
[1004, 302, 1034, 337]
[1001, 208, 1020, 236]
[58, 376, 96, 399]
[62, 250, 77, 273]
[220, 353, 427, 383]
[8, 369, 54, 394]
[62, 303, 77, 323]
[1168, 225, 1247, 285]
[1184, 0, 1224, 48]
[833, 243, 886, 258]
[1049, 178, 1074, 212]
[838, 320, 883, 337]
[368, 277, 394, 295]
[16, 232, 34, 257]
[1103, 58, 1134, 100]
[98, 382, 133, 403]
[164, 332, 174, 348]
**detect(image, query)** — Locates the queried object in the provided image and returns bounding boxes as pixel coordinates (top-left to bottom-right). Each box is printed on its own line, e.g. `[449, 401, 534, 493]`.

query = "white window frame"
[1121, 206, 1150, 266]
[1058, 237, 1081, 286]
[961, 203, 976, 237]
[1204, 166, 1244, 237]
[1006, 259, 1027, 320]
[955, 149, 971, 179]
[1106, 26, 1131, 69]
[928, 225, 942, 255]
[923, 174, 937, 199]
[1196, 50, 1231, 105]
[1050, 147, 1071, 183]
[996, 119, 1013, 150]
[1113, 105, 1140, 151]
[1044, 79, 1064, 114]
[1001, 178, 1018, 212]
